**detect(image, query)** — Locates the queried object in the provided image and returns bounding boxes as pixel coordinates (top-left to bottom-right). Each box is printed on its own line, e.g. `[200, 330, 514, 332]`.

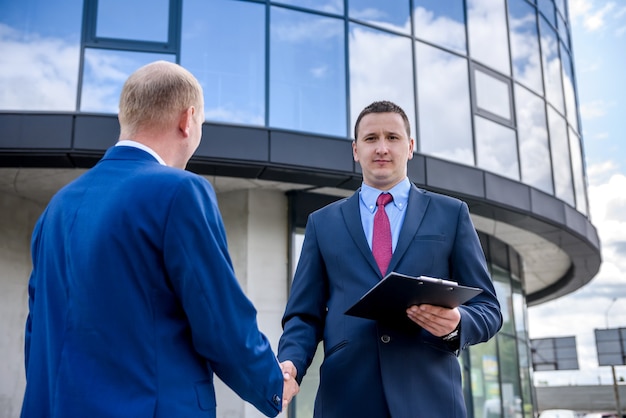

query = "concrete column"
[216, 188, 290, 418]
[0, 193, 42, 418]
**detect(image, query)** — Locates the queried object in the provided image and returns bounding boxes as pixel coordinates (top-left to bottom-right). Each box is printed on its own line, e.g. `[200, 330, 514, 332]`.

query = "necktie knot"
[377, 193, 393, 208]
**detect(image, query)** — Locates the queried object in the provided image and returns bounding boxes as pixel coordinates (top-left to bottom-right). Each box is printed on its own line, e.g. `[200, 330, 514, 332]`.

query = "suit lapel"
[340, 191, 382, 276]
[387, 184, 430, 274]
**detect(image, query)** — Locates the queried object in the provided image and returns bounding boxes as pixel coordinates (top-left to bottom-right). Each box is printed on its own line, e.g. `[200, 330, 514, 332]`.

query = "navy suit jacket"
[278, 184, 502, 417]
[22, 146, 283, 418]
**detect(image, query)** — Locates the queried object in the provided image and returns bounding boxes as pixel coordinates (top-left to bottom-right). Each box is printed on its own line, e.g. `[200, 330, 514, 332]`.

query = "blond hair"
[118, 61, 203, 137]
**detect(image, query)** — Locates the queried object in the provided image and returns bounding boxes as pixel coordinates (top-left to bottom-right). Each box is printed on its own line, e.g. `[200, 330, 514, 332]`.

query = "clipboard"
[344, 272, 483, 321]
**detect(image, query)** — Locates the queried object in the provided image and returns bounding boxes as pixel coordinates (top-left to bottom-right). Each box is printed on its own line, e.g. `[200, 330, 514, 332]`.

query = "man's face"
[352, 112, 414, 191]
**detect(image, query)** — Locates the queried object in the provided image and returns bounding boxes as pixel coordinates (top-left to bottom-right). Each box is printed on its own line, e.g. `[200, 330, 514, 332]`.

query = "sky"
[527, 0, 626, 386]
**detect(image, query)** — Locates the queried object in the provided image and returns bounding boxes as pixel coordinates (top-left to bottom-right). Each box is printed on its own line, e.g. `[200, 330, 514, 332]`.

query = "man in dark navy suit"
[278, 100, 502, 417]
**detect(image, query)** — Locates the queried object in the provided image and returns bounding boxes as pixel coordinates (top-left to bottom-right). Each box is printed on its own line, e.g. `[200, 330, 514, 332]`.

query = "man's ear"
[178, 107, 193, 138]
[352, 140, 359, 162]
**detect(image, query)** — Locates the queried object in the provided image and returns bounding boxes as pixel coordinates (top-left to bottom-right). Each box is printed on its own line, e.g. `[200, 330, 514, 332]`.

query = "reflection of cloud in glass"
[81, 49, 174, 113]
[467, 0, 511, 76]
[413, 6, 466, 53]
[0, 24, 79, 111]
[539, 19, 565, 114]
[348, 24, 415, 136]
[475, 116, 519, 180]
[273, 0, 343, 15]
[349, 0, 411, 34]
[416, 42, 474, 165]
[569, 128, 587, 214]
[270, 8, 346, 136]
[547, 107, 575, 206]
[508, 0, 544, 94]
[560, 48, 579, 133]
[515, 85, 553, 194]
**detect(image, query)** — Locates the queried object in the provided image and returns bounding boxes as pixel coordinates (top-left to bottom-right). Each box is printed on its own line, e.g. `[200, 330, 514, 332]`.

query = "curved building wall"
[0, 1, 601, 417]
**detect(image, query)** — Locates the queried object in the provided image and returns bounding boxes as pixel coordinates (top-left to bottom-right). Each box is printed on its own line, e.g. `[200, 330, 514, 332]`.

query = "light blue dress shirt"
[359, 177, 411, 252]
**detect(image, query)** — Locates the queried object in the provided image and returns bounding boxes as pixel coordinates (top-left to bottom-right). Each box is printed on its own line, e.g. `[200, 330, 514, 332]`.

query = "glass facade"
[0, 0, 591, 416]
[0, 0, 587, 215]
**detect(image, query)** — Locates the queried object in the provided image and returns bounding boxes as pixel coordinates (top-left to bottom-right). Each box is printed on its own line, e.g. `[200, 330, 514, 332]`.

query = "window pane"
[560, 46, 579, 133]
[470, 338, 500, 418]
[475, 116, 519, 180]
[475, 69, 511, 120]
[0, 0, 82, 111]
[539, 17, 565, 113]
[273, 0, 343, 15]
[498, 335, 523, 418]
[508, 0, 543, 94]
[81, 49, 175, 113]
[416, 42, 473, 165]
[349, 0, 411, 34]
[182, 0, 265, 125]
[515, 85, 553, 194]
[537, 0, 556, 28]
[569, 128, 588, 214]
[557, 12, 570, 50]
[547, 107, 574, 205]
[97, 0, 169, 43]
[270, 7, 347, 136]
[413, 0, 466, 53]
[349, 24, 415, 138]
[493, 267, 513, 335]
[467, 0, 510, 76]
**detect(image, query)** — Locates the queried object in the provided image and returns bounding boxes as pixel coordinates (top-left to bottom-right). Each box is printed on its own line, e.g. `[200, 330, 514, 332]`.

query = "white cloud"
[569, 0, 617, 32]
[579, 99, 609, 120]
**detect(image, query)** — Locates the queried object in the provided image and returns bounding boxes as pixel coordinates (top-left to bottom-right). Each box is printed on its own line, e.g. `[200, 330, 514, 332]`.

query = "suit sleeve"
[277, 214, 328, 384]
[451, 202, 503, 351]
[162, 176, 283, 417]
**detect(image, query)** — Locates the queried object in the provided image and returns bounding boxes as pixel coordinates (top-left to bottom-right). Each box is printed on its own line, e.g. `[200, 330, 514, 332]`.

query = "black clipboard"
[345, 272, 483, 321]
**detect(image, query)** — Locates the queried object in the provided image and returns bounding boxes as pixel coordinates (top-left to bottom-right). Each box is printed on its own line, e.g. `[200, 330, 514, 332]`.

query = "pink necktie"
[373, 193, 393, 275]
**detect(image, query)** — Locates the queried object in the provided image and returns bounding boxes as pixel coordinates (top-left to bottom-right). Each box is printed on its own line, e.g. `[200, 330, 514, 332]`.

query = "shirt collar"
[116, 140, 167, 166]
[359, 177, 411, 213]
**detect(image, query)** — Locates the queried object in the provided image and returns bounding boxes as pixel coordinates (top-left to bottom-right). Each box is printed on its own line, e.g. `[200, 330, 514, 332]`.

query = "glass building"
[0, 0, 601, 417]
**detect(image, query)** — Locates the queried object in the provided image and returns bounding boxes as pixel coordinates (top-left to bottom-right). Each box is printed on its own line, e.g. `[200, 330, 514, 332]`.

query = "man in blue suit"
[21, 61, 297, 417]
[278, 101, 502, 417]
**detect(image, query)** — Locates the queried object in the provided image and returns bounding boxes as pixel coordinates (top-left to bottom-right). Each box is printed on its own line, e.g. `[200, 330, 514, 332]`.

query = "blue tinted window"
[539, 17, 565, 113]
[547, 106, 574, 206]
[0, 0, 82, 111]
[557, 12, 570, 50]
[569, 128, 587, 214]
[467, 0, 511, 76]
[560, 46, 579, 133]
[475, 116, 519, 180]
[96, 0, 169, 42]
[508, 0, 543, 95]
[349, 0, 411, 34]
[273, 0, 343, 15]
[416, 42, 473, 165]
[270, 7, 346, 136]
[182, 0, 265, 125]
[537, 0, 556, 28]
[81, 49, 175, 113]
[413, 0, 466, 53]
[348, 23, 415, 137]
[474, 69, 512, 121]
[515, 85, 553, 194]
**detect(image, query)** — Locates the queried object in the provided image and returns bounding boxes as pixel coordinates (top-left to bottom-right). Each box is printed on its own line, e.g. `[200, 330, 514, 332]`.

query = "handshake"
[280, 360, 300, 410]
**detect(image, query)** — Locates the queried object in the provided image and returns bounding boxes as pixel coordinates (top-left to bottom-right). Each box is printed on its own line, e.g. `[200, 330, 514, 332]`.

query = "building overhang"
[0, 112, 601, 305]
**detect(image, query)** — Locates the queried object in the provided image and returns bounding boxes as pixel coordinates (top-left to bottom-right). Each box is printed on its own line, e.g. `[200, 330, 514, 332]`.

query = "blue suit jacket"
[278, 185, 502, 417]
[22, 146, 283, 418]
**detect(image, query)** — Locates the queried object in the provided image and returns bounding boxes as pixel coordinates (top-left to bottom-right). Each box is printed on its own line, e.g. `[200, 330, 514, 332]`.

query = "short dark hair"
[353, 100, 411, 140]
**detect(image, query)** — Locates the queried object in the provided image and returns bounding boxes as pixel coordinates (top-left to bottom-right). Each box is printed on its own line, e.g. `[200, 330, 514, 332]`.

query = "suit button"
[272, 394, 281, 406]
[381, 335, 391, 343]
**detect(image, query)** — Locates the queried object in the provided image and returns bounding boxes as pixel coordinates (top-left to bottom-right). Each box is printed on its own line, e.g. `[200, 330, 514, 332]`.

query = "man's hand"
[280, 360, 299, 410]
[406, 304, 460, 337]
